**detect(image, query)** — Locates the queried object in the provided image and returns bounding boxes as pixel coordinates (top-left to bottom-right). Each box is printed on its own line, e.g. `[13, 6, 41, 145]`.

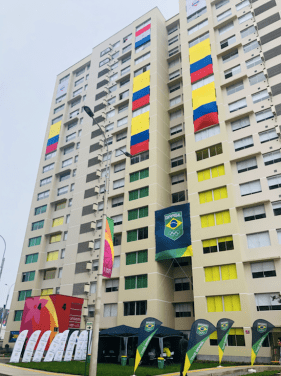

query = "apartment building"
[5, 0, 281, 362]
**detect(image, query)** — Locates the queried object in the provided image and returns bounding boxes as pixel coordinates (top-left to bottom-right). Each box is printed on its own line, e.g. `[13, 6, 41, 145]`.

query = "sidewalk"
[0, 363, 73, 376]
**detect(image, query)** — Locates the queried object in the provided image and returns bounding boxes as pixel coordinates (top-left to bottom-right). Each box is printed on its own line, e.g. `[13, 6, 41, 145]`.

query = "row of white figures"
[10, 329, 91, 363]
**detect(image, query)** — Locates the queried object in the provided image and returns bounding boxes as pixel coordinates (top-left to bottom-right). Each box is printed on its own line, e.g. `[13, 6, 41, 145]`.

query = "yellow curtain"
[47, 251, 59, 261]
[197, 168, 211, 182]
[52, 217, 64, 227]
[224, 295, 241, 311]
[199, 190, 213, 204]
[213, 187, 228, 201]
[218, 236, 233, 243]
[211, 164, 225, 178]
[216, 210, 231, 225]
[201, 213, 215, 228]
[215, 296, 223, 312]
[202, 238, 217, 249]
[50, 234, 62, 243]
[41, 288, 53, 296]
[205, 267, 213, 282]
[207, 296, 215, 312]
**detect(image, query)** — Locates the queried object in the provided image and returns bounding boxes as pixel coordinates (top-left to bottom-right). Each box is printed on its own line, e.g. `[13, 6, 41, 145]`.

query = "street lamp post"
[0, 283, 15, 338]
[83, 106, 131, 376]
[0, 235, 7, 283]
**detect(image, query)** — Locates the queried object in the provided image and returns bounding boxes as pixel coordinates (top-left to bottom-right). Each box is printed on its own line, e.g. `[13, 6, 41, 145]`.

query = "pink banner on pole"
[102, 217, 115, 278]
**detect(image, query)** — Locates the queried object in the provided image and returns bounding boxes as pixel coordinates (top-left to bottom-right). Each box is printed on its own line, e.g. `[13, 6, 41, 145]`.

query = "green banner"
[217, 318, 234, 364]
[251, 319, 274, 365]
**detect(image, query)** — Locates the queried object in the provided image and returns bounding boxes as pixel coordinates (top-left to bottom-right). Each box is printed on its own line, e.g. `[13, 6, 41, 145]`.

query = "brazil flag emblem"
[220, 321, 229, 331]
[145, 321, 155, 332]
[164, 212, 183, 241]
[197, 323, 209, 336]
[257, 323, 267, 333]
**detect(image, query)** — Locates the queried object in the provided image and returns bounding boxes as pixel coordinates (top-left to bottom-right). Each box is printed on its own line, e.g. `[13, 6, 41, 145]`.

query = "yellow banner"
[131, 112, 150, 136]
[133, 70, 150, 93]
[192, 82, 216, 110]
[189, 38, 211, 65]
[48, 121, 62, 139]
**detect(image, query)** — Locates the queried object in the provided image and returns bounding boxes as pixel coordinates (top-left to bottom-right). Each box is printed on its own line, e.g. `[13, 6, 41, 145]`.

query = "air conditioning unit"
[92, 203, 98, 212]
[97, 154, 102, 162]
[263, 68, 268, 77]
[102, 99, 107, 106]
[251, 9, 255, 15]
[267, 86, 272, 95]
[253, 20, 257, 28]
[94, 186, 99, 194]
[101, 111, 106, 118]
[259, 51, 264, 61]
[99, 139, 104, 147]
[271, 105, 276, 115]
[275, 125, 281, 135]
[84, 284, 90, 292]
[96, 169, 101, 178]
[257, 36, 261, 44]
[88, 241, 94, 249]
[90, 221, 96, 229]
[86, 262, 92, 271]
[83, 307, 89, 316]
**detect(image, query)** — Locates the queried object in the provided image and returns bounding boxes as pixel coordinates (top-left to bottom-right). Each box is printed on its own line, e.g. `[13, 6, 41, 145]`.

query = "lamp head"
[83, 106, 94, 118]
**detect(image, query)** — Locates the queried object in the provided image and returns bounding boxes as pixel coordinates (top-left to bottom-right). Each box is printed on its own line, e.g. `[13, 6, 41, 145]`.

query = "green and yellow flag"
[251, 319, 274, 366]
[217, 318, 234, 364]
[134, 317, 162, 374]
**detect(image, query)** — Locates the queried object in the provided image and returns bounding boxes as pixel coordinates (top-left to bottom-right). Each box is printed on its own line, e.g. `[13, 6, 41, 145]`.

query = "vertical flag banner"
[135, 21, 151, 49]
[155, 203, 192, 261]
[251, 319, 274, 366]
[186, 0, 206, 17]
[64, 330, 79, 362]
[10, 330, 28, 363]
[102, 217, 114, 278]
[33, 330, 52, 362]
[45, 121, 62, 155]
[74, 330, 88, 361]
[56, 77, 69, 98]
[22, 330, 41, 363]
[134, 317, 162, 373]
[54, 330, 69, 361]
[44, 333, 62, 362]
[217, 318, 234, 364]
[183, 319, 216, 374]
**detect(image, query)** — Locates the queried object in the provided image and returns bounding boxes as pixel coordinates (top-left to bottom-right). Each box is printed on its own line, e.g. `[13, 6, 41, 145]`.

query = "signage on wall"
[186, 0, 206, 16]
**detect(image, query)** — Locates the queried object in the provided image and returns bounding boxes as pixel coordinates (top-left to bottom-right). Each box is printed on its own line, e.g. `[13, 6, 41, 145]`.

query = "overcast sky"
[0, 0, 177, 309]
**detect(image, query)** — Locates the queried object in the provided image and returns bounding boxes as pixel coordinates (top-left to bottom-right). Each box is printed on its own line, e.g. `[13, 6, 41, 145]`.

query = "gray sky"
[0, 0, 177, 309]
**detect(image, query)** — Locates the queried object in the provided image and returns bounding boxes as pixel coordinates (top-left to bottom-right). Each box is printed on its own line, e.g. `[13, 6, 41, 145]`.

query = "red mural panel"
[190, 65, 213, 83]
[194, 112, 219, 132]
[132, 95, 150, 111]
[130, 140, 149, 156]
[45, 142, 58, 155]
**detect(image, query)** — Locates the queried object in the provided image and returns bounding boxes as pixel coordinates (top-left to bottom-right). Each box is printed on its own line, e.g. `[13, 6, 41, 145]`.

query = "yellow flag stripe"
[218, 346, 224, 364]
[134, 349, 141, 373]
[251, 348, 256, 366]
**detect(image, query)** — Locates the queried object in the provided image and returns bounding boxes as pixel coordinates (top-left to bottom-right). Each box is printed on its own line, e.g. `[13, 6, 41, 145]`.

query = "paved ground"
[0, 363, 280, 376]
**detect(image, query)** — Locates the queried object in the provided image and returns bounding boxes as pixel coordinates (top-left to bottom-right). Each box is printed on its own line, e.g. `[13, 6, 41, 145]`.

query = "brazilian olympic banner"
[102, 217, 115, 278]
[251, 319, 274, 365]
[186, 0, 206, 17]
[155, 203, 192, 261]
[183, 319, 216, 374]
[10, 330, 28, 363]
[134, 317, 162, 373]
[217, 318, 234, 364]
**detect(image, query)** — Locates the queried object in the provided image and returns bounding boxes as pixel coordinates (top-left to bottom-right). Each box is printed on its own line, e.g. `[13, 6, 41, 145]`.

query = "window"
[255, 293, 281, 311]
[188, 19, 208, 35]
[115, 146, 126, 157]
[102, 152, 112, 161]
[195, 124, 220, 142]
[175, 278, 190, 291]
[100, 185, 105, 194]
[192, 75, 214, 90]
[52, 115, 63, 125]
[171, 173, 184, 185]
[14, 310, 23, 321]
[135, 41, 151, 54]
[37, 190, 49, 201]
[238, 12, 252, 24]
[68, 199, 72, 207]
[76, 143, 80, 150]
[189, 32, 209, 48]
[109, 84, 117, 93]
[105, 123, 114, 133]
[45, 151, 56, 160]
[70, 183, 75, 192]
[41, 288, 53, 296]
[130, 168, 149, 183]
[127, 227, 148, 242]
[111, 62, 118, 71]
[134, 64, 150, 78]
[113, 256, 120, 268]
[66, 132, 76, 143]
[240, 180, 261, 196]
[128, 206, 148, 221]
[35, 205, 47, 216]
[263, 150, 281, 166]
[61, 158, 72, 170]
[25, 253, 38, 265]
[168, 35, 179, 45]
[100, 47, 111, 57]
[118, 104, 128, 113]
[203, 235, 234, 254]
[55, 201, 66, 211]
[229, 98, 247, 113]
[112, 214, 123, 226]
[217, 9, 232, 22]
[251, 261, 276, 278]
[43, 163, 54, 173]
[196, 144, 223, 161]
[131, 151, 149, 165]
[220, 35, 236, 49]
[135, 52, 150, 65]
[71, 98, 81, 108]
[267, 174, 281, 190]
[113, 178, 124, 190]
[119, 90, 129, 101]
[105, 279, 119, 292]
[126, 250, 148, 265]
[120, 78, 130, 88]
[121, 66, 130, 77]
[205, 264, 237, 282]
[246, 56, 262, 69]
[114, 161, 125, 172]
[170, 139, 184, 151]
[106, 109, 115, 119]
[50, 233, 61, 244]
[172, 191, 185, 203]
[125, 274, 147, 290]
[231, 116, 250, 131]
[175, 303, 192, 318]
[111, 51, 119, 60]
[237, 157, 257, 173]
[249, 73, 266, 87]
[116, 131, 127, 142]
[78, 129, 82, 137]
[170, 109, 182, 121]
[222, 49, 239, 64]
[234, 135, 253, 151]
[243, 40, 259, 53]
[124, 301, 147, 316]
[104, 303, 118, 317]
[112, 196, 123, 208]
[64, 145, 74, 155]
[170, 96, 181, 107]
[197, 164, 225, 182]
[224, 65, 241, 79]
[76, 66, 86, 76]
[22, 271, 35, 282]
[54, 104, 65, 114]
[40, 176, 52, 187]
[210, 328, 245, 346]
[99, 57, 110, 67]
[122, 44, 132, 54]
[200, 210, 231, 228]
[171, 156, 184, 168]
[199, 186, 228, 204]
[252, 90, 269, 104]
[74, 77, 84, 87]
[247, 231, 271, 248]
[18, 290, 32, 301]
[227, 81, 244, 96]
[168, 25, 178, 35]
[123, 33, 132, 43]
[121, 56, 131, 65]
[58, 186, 69, 196]
[255, 108, 274, 123]
[73, 88, 82, 97]
[243, 204, 266, 222]
[241, 25, 255, 39]
[59, 74, 69, 84]
[169, 70, 180, 81]
[68, 120, 78, 130]
[207, 294, 241, 312]
[113, 234, 122, 246]
[117, 117, 128, 127]
[169, 58, 180, 69]
[129, 186, 149, 201]
[170, 124, 182, 137]
[236, 0, 250, 10]
[44, 269, 56, 280]
[61, 249, 65, 259]
[32, 220, 44, 231]
[109, 72, 118, 82]
[219, 21, 234, 35]
[187, 7, 207, 23]
[272, 201, 281, 216]
[92, 260, 99, 271]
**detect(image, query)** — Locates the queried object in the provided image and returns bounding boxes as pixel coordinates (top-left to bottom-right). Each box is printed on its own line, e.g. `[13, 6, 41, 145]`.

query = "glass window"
[217, 9, 232, 22]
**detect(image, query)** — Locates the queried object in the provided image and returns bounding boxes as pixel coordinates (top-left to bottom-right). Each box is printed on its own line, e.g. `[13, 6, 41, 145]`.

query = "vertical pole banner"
[22, 330, 41, 363]
[183, 319, 216, 374]
[102, 217, 114, 278]
[10, 330, 28, 363]
[74, 330, 88, 361]
[251, 319, 274, 366]
[44, 333, 63, 362]
[33, 330, 52, 362]
[217, 319, 234, 364]
[54, 330, 69, 361]
[64, 330, 79, 361]
[134, 317, 162, 374]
